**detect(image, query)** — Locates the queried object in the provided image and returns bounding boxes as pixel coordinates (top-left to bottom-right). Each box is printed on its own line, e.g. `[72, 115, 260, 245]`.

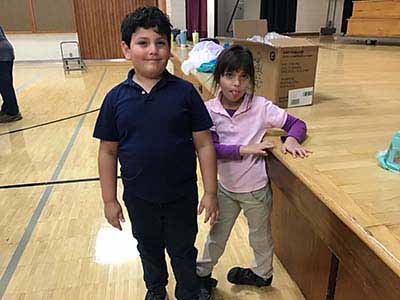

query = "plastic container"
[179, 29, 187, 47]
[192, 31, 199, 45]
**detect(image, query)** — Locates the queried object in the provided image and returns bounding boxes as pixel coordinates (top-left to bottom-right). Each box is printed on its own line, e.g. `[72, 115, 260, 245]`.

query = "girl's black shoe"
[227, 267, 273, 287]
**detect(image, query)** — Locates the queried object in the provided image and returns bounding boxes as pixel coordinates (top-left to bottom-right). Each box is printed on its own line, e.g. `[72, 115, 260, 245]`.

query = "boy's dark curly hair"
[121, 6, 172, 47]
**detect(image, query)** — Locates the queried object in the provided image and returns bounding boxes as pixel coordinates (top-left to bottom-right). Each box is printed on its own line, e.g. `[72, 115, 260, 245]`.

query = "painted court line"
[0, 68, 107, 298]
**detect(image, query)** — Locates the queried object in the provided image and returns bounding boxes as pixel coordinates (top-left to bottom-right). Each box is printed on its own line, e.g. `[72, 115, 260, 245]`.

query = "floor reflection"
[95, 223, 139, 264]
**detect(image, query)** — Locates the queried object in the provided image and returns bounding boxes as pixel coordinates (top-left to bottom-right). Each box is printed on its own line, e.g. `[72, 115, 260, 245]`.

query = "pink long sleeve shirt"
[206, 93, 291, 193]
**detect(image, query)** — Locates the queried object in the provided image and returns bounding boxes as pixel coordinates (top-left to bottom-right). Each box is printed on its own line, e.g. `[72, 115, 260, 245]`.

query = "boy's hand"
[104, 201, 125, 230]
[240, 140, 275, 156]
[282, 136, 312, 158]
[198, 192, 219, 226]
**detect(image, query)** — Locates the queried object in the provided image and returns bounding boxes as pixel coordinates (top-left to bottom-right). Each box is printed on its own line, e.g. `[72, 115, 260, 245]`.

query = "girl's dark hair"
[121, 6, 172, 47]
[212, 44, 255, 96]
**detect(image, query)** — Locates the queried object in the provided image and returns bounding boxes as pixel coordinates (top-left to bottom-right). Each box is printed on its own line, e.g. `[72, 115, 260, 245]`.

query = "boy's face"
[121, 27, 170, 80]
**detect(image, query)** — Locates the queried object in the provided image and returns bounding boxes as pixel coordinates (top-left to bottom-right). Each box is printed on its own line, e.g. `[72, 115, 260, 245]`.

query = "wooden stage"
[171, 38, 400, 300]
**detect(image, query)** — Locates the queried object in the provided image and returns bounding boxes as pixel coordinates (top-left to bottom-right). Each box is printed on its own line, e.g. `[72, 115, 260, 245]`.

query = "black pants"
[124, 194, 200, 300]
[0, 61, 19, 116]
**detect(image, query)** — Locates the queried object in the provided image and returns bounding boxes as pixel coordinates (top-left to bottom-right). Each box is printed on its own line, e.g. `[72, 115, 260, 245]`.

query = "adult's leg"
[0, 61, 19, 116]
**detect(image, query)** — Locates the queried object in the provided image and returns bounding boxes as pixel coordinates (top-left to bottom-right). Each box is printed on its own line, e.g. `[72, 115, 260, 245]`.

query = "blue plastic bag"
[377, 130, 400, 173]
[196, 58, 217, 73]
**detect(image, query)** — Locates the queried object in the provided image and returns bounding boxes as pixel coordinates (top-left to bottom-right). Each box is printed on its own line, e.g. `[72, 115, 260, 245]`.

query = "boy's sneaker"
[0, 112, 22, 123]
[227, 267, 273, 287]
[145, 289, 168, 300]
[198, 274, 218, 300]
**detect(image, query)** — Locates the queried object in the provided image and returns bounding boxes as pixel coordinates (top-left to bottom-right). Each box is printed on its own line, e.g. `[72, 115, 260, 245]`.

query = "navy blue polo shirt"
[93, 69, 213, 203]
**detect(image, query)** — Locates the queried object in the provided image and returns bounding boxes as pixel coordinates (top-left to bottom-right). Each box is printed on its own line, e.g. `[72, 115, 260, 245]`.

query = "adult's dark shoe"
[198, 274, 218, 300]
[145, 289, 168, 300]
[0, 112, 22, 123]
[227, 267, 273, 287]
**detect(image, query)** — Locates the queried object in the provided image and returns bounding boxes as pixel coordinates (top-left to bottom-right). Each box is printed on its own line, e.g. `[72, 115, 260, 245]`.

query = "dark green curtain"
[260, 0, 297, 33]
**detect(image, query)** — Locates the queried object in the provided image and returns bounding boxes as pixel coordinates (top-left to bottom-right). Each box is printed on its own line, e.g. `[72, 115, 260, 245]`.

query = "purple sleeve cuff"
[211, 131, 241, 160]
[281, 114, 307, 143]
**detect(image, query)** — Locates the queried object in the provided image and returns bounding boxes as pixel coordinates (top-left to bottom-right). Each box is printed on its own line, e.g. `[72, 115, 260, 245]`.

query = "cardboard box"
[218, 37, 319, 108]
[233, 19, 268, 39]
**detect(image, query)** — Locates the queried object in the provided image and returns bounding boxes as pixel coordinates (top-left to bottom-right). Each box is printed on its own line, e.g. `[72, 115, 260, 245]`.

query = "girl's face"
[219, 69, 250, 106]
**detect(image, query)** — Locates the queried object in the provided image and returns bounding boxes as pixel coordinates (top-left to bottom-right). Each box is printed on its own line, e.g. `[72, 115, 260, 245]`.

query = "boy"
[93, 7, 218, 300]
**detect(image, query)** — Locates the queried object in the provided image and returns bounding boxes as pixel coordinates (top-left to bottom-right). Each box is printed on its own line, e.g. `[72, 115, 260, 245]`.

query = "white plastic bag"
[247, 35, 265, 43]
[181, 41, 224, 75]
[247, 32, 291, 45]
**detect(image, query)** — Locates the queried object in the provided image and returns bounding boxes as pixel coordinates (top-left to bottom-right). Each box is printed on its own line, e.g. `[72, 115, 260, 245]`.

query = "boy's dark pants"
[125, 195, 200, 300]
[0, 61, 19, 116]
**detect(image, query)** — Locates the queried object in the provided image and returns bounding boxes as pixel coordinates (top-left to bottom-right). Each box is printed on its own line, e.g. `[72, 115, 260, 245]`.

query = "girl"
[197, 44, 311, 298]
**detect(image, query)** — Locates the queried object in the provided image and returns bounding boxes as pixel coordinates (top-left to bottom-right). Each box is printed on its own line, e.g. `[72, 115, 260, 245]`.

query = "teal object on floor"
[377, 130, 400, 173]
